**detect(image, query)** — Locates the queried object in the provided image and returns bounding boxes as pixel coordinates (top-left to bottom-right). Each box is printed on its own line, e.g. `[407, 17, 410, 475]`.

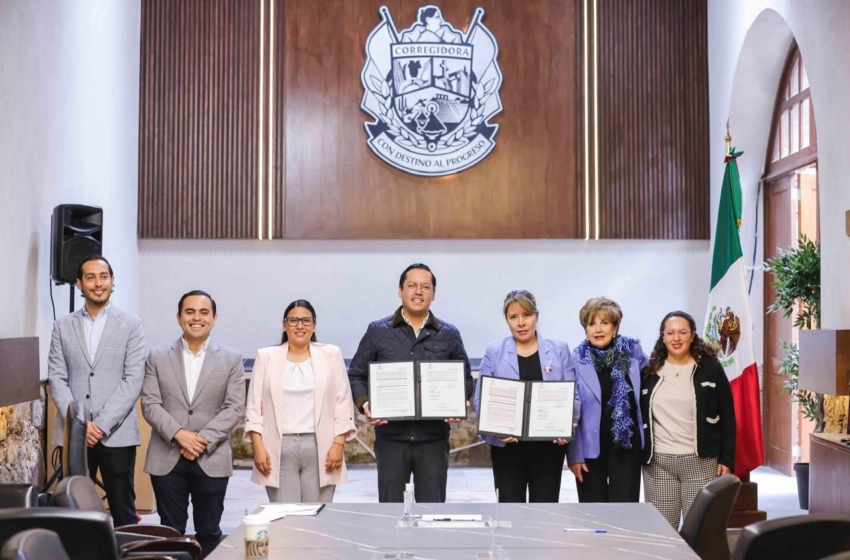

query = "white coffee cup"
[243, 514, 270, 558]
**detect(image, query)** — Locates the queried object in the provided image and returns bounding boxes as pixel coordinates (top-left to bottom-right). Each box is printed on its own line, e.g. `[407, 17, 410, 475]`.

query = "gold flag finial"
[725, 119, 741, 227]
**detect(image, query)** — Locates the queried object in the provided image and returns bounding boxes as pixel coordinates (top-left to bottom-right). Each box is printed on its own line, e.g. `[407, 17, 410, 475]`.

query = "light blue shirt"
[82, 304, 112, 362]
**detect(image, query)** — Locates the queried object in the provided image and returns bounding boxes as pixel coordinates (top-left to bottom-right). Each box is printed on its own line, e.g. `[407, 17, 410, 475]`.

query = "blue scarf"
[577, 335, 637, 450]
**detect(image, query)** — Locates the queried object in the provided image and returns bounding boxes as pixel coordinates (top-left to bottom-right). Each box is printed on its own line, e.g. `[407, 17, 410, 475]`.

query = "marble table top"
[207, 502, 700, 559]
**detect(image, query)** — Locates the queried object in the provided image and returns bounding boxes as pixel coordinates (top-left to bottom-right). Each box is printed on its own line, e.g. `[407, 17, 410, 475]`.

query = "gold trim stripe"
[257, 0, 266, 239]
[267, 0, 275, 240]
[583, 0, 591, 241]
[593, 0, 599, 240]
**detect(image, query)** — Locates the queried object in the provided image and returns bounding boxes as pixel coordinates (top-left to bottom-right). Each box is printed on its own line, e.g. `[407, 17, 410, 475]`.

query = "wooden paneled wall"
[595, 0, 710, 239]
[138, 0, 708, 240]
[281, 0, 582, 239]
[138, 0, 263, 238]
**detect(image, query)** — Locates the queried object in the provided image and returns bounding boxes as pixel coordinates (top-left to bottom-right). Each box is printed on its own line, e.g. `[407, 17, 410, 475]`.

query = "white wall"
[707, 0, 850, 344]
[132, 0, 850, 366]
[0, 0, 142, 377]
[139, 239, 709, 359]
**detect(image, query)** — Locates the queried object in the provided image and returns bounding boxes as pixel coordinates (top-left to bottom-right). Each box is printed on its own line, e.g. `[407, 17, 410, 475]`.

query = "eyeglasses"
[285, 316, 315, 327]
[663, 329, 692, 338]
[404, 282, 433, 293]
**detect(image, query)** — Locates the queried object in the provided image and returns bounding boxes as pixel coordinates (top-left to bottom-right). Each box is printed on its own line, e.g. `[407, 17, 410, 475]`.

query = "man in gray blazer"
[48, 255, 146, 526]
[142, 290, 244, 560]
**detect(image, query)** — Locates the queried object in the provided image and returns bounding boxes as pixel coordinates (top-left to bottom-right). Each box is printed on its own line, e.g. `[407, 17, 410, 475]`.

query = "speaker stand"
[69, 285, 75, 314]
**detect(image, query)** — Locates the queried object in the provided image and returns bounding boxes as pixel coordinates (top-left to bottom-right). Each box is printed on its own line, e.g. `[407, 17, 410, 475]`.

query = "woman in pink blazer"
[245, 300, 357, 502]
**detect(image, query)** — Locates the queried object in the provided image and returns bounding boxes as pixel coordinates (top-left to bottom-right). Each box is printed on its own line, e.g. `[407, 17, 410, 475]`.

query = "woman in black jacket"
[640, 311, 735, 529]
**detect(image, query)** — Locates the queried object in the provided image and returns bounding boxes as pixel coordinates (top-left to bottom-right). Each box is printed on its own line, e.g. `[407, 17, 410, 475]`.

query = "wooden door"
[764, 175, 794, 475]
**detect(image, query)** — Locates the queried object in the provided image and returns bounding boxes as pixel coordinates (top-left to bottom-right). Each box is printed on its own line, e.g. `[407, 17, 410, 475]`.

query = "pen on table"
[563, 528, 607, 533]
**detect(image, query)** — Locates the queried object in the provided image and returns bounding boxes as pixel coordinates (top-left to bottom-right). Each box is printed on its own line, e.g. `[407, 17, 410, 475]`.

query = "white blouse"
[280, 358, 316, 434]
[652, 361, 697, 455]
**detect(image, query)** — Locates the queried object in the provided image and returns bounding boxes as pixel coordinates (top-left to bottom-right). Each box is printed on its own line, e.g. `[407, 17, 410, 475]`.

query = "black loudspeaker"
[50, 205, 103, 285]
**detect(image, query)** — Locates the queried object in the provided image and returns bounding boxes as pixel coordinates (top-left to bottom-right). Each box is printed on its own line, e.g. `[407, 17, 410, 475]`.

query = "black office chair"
[54, 476, 104, 512]
[41, 400, 98, 499]
[0, 508, 129, 559]
[54, 476, 182, 539]
[730, 514, 850, 560]
[0, 485, 37, 509]
[62, 401, 90, 478]
[1, 529, 70, 560]
[679, 474, 742, 560]
[822, 553, 850, 560]
[0, 509, 191, 560]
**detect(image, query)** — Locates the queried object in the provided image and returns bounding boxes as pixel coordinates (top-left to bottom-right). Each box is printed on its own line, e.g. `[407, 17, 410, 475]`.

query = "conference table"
[207, 503, 700, 559]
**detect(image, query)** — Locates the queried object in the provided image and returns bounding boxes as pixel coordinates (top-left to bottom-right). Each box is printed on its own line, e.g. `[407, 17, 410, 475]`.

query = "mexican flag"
[703, 148, 764, 477]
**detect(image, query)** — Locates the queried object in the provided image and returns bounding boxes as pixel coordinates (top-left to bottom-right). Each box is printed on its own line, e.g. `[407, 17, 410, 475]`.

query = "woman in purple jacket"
[567, 297, 647, 502]
[473, 290, 576, 503]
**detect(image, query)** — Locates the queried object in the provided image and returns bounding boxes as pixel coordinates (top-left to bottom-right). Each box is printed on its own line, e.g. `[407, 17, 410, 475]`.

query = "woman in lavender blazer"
[566, 297, 648, 503]
[473, 290, 576, 503]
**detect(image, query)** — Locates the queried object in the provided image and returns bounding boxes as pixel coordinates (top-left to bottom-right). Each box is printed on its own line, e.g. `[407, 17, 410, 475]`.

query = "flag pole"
[724, 119, 742, 228]
[717, 117, 767, 526]
[379, 6, 400, 43]
[725, 119, 732, 155]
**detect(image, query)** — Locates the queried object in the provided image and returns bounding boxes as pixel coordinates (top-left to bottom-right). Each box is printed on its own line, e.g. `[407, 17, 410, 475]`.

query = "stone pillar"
[0, 387, 45, 485]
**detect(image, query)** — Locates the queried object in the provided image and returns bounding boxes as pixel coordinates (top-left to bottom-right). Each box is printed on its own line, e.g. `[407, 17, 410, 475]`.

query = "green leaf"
[761, 235, 823, 427]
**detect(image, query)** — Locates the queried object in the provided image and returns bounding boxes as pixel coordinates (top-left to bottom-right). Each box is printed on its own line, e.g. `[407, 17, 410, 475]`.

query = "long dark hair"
[644, 311, 718, 377]
[280, 299, 318, 344]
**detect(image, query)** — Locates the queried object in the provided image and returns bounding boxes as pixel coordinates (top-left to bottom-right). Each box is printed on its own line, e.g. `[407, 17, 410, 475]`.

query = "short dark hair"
[280, 299, 318, 344]
[399, 263, 436, 289]
[419, 7, 439, 24]
[76, 256, 113, 280]
[178, 290, 217, 316]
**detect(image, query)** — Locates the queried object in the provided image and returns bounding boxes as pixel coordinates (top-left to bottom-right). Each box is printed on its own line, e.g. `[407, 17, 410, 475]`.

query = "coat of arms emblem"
[360, 6, 503, 176]
[704, 305, 742, 367]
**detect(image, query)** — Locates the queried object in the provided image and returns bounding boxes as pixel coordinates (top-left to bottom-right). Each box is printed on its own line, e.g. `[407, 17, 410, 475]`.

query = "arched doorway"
[763, 42, 818, 475]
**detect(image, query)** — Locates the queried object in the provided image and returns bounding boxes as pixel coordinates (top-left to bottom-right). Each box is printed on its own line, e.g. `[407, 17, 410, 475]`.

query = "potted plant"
[777, 342, 824, 432]
[761, 233, 821, 509]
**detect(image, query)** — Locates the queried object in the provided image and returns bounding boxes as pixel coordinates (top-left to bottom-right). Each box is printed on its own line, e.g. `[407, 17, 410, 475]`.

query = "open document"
[418, 361, 467, 419]
[369, 362, 417, 420]
[369, 360, 467, 420]
[527, 381, 575, 439]
[477, 376, 525, 437]
[478, 377, 575, 441]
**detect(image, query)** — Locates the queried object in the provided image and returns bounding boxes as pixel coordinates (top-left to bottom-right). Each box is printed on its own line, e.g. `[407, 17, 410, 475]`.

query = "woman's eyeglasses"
[285, 317, 315, 327]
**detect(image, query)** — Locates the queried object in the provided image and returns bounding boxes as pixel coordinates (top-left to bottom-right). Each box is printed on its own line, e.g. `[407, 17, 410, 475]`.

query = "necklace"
[666, 360, 692, 377]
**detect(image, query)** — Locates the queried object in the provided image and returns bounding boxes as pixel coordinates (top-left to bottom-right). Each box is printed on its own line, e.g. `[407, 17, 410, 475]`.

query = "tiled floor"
[141, 465, 805, 534]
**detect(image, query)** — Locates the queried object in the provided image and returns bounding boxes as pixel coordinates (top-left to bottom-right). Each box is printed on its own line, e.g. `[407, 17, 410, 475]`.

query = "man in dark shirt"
[348, 263, 472, 503]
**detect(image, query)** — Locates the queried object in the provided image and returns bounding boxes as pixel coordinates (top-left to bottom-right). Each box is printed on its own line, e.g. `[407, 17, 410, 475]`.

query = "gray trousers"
[266, 433, 336, 503]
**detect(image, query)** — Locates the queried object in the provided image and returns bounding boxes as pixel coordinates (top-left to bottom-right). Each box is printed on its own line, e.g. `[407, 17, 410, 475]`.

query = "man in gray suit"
[48, 255, 146, 526]
[142, 290, 244, 560]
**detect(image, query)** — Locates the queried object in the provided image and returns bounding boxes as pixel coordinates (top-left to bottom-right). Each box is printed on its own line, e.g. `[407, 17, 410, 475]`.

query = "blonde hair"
[503, 290, 538, 317]
[579, 297, 623, 328]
